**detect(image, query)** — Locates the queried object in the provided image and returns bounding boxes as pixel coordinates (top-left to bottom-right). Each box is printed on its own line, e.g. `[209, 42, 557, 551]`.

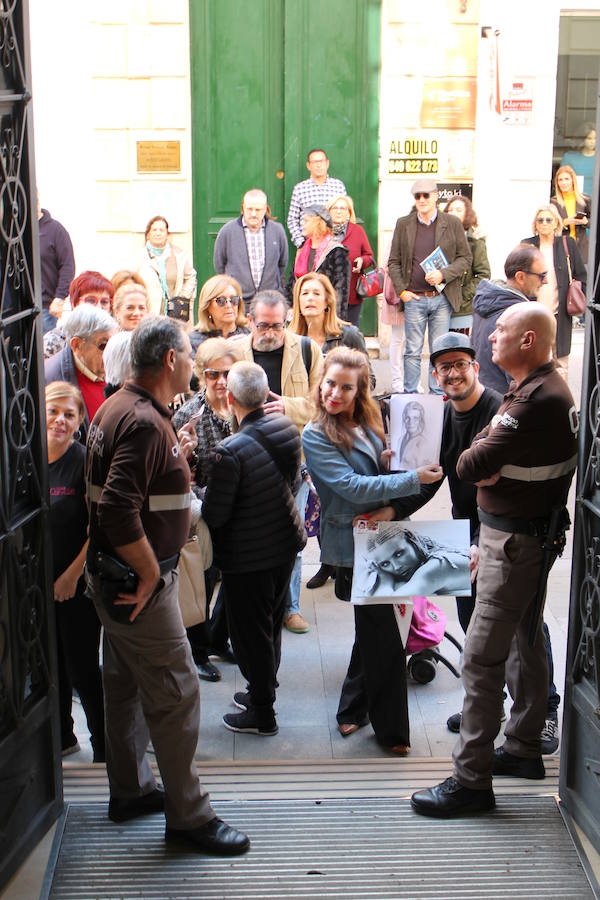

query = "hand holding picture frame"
[389, 393, 444, 472]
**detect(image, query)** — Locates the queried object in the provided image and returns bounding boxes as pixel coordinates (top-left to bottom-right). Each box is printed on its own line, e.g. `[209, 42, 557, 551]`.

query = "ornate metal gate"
[0, 0, 62, 889]
[559, 98, 600, 855]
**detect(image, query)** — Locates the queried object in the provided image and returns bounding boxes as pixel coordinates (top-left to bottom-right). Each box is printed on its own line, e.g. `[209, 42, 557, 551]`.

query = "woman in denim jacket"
[302, 347, 442, 753]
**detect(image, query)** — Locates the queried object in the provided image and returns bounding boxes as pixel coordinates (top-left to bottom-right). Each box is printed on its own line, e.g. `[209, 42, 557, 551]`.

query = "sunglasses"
[204, 368, 230, 381]
[523, 270, 548, 282]
[213, 295, 241, 307]
[536, 216, 554, 224]
[414, 192, 430, 200]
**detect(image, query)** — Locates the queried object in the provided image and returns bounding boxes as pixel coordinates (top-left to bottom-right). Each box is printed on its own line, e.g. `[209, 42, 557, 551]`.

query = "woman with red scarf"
[286, 205, 350, 319]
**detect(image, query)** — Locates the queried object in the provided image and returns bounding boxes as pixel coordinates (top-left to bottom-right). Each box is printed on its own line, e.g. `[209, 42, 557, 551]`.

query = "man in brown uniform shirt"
[412, 304, 578, 817]
[85, 317, 249, 854]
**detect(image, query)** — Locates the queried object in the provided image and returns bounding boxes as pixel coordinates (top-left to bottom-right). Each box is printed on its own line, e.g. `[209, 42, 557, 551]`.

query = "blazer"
[302, 422, 419, 568]
[136, 243, 197, 317]
[237, 330, 323, 431]
[213, 216, 289, 304]
[522, 234, 586, 358]
[387, 209, 472, 312]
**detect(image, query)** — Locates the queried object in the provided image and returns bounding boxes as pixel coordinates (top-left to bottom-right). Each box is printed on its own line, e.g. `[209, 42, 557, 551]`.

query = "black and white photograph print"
[351, 519, 472, 603]
[389, 393, 443, 471]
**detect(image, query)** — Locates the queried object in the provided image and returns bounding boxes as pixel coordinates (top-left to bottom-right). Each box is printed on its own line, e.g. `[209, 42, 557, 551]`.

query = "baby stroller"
[405, 596, 463, 684]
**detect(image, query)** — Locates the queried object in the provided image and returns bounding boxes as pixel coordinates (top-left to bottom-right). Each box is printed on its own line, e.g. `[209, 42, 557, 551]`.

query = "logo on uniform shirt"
[172, 444, 180, 457]
[491, 412, 519, 430]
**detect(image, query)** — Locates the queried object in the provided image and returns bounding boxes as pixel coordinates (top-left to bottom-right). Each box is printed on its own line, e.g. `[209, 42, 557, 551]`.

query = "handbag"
[562, 236, 586, 316]
[167, 295, 191, 322]
[177, 518, 213, 628]
[356, 266, 385, 298]
[383, 269, 402, 306]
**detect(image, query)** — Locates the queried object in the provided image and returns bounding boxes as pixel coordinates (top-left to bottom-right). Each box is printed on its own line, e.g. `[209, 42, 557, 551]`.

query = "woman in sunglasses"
[173, 337, 242, 681]
[189, 274, 250, 356]
[522, 203, 586, 376]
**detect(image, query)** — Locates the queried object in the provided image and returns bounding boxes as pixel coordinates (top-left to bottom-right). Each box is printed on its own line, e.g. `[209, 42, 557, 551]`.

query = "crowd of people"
[40, 156, 585, 854]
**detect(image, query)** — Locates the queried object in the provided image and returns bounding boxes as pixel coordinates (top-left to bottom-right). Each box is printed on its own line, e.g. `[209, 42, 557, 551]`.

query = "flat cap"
[430, 331, 476, 365]
[411, 178, 438, 195]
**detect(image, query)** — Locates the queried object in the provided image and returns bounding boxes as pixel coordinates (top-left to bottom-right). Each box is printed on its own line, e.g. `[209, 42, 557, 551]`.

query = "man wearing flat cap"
[388, 179, 472, 394]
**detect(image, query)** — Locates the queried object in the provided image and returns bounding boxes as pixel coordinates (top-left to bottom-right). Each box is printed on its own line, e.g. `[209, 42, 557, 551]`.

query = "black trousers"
[186, 566, 230, 660]
[55, 585, 105, 759]
[223, 559, 295, 719]
[336, 571, 409, 747]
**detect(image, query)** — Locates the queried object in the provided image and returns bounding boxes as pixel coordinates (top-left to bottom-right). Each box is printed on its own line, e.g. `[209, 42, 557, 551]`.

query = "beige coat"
[136, 242, 197, 318]
[237, 331, 323, 431]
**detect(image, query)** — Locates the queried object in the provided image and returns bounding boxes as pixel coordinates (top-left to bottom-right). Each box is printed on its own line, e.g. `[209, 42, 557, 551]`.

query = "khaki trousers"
[90, 570, 214, 829]
[453, 524, 548, 790]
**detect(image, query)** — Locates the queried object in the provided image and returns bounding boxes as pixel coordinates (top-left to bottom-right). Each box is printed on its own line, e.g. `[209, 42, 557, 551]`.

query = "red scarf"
[294, 235, 332, 278]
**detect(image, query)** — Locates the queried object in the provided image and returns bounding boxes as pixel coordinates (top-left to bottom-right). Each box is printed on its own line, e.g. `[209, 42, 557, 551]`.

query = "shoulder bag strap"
[300, 335, 312, 378]
[562, 235, 573, 284]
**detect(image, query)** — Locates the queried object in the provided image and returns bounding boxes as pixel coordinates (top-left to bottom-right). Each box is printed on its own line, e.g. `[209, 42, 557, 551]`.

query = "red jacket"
[341, 222, 374, 306]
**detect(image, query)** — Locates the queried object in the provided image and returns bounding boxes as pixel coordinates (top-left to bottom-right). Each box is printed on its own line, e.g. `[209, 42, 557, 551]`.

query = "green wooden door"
[189, 0, 381, 334]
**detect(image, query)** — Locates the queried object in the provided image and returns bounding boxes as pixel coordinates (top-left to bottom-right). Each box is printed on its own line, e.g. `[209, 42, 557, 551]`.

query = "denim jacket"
[302, 421, 420, 568]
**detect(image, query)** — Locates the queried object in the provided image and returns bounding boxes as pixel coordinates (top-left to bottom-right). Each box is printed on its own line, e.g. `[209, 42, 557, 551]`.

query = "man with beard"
[238, 290, 322, 634]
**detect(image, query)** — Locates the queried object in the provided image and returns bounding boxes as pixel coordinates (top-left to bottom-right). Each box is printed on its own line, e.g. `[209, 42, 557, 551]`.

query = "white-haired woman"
[103, 330, 133, 397]
[522, 203, 586, 374]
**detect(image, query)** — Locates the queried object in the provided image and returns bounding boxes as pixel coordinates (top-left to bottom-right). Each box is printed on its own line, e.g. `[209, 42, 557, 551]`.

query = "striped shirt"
[242, 217, 266, 289]
[287, 176, 347, 247]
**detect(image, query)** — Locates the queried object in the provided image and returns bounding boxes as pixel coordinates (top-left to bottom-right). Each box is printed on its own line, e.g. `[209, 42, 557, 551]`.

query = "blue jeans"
[42, 308, 57, 334]
[286, 479, 310, 616]
[403, 292, 452, 393]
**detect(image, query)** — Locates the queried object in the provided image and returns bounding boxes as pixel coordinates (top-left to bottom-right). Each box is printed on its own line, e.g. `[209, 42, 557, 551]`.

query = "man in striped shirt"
[287, 148, 346, 248]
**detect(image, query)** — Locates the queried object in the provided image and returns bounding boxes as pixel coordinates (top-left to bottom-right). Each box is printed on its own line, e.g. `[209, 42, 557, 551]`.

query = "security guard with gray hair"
[412, 303, 577, 817]
[85, 316, 249, 855]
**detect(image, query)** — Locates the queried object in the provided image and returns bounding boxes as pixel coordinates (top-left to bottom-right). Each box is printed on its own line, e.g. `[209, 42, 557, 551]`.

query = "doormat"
[42, 796, 596, 899]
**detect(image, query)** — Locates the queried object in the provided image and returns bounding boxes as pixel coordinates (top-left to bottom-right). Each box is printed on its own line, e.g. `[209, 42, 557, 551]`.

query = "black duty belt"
[87, 547, 180, 578]
[478, 508, 550, 538]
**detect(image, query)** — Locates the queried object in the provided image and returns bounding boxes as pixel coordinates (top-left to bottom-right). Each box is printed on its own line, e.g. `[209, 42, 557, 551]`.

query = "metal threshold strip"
[62, 755, 561, 803]
[43, 795, 596, 899]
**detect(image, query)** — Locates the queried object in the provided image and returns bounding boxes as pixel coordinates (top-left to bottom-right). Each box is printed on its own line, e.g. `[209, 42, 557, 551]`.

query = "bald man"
[412, 304, 578, 817]
[213, 189, 289, 312]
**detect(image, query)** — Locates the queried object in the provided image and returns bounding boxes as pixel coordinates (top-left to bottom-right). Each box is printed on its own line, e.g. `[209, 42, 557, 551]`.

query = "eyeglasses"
[213, 295, 241, 307]
[82, 294, 112, 310]
[204, 368, 230, 382]
[330, 205, 349, 212]
[414, 192, 430, 200]
[523, 270, 548, 282]
[435, 359, 475, 376]
[536, 216, 554, 224]
[254, 322, 285, 333]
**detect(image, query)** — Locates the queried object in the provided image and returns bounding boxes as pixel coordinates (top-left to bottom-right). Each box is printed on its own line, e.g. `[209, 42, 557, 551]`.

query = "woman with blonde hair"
[173, 337, 242, 678]
[325, 195, 375, 329]
[46, 380, 105, 761]
[286, 206, 350, 319]
[302, 347, 442, 753]
[290, 272, 375, 389]
[522, 202, 586, 373]
[551, 164, 591, 263]
[112, 281, 151, 332]
[189, 274, 249, 355]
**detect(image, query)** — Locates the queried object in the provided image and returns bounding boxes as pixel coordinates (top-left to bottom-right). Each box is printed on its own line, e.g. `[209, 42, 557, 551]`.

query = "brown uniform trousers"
[452, 524, 548, 790]
[90, 570, 214, 829]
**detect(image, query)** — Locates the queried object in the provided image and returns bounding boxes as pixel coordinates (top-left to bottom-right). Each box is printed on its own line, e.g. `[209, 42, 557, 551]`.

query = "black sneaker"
[223, 710, 278, 735]
[233, 691, 250, 710]
[447, 706, 506, 734]
[540, 715, 559, 755]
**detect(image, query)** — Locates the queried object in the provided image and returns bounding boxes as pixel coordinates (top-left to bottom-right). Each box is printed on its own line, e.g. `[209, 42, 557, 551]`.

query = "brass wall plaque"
[136, 141, 181, 173]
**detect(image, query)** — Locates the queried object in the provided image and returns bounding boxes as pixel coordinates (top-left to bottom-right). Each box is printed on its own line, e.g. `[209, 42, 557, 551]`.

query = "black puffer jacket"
[202, 408, 306, 573]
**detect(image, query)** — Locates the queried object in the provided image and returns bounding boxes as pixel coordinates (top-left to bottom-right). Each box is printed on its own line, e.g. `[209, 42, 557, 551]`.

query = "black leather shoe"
[196, 660, 221, 682]
[411, 777, 495, 818]
[109, 788, 165, 822]
[447, 712, 462, 733]
[306, 565, 335, 589]
[165, 817, 250, 856]
[492, 747, 545, 779]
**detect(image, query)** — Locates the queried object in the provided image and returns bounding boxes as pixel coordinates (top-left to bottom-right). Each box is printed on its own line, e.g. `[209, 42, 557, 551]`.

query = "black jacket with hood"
[471, 279, 527, 394]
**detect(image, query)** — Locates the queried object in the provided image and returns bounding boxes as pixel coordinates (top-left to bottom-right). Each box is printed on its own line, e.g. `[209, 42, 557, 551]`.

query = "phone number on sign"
[388, 158, 439, 175]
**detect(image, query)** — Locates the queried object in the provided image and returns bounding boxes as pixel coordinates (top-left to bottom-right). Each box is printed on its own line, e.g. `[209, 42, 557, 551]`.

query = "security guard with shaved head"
[412, 303, 578, 817]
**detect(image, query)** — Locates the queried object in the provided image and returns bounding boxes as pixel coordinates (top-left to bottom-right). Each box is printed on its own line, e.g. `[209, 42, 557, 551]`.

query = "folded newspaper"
[420, 245, 448, 293]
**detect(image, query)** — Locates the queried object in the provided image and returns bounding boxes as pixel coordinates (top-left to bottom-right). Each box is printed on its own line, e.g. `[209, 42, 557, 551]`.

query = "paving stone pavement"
[69, 329, 584, 763]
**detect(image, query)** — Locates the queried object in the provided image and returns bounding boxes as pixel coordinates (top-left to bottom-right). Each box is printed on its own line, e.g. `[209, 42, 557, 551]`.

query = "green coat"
[458, 229, 491, 315]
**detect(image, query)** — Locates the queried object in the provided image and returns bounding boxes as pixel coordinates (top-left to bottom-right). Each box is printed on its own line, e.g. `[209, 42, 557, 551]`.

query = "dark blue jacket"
[471, 279, 527, 394]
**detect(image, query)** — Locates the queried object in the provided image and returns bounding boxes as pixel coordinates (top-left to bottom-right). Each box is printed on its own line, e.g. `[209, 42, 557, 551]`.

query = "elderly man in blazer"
[214, 189, 289, 313]
[388, 179, 471, 394]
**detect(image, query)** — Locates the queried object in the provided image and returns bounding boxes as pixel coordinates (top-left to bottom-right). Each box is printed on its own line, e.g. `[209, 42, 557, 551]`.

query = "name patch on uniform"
[491, 412, 519, 430]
